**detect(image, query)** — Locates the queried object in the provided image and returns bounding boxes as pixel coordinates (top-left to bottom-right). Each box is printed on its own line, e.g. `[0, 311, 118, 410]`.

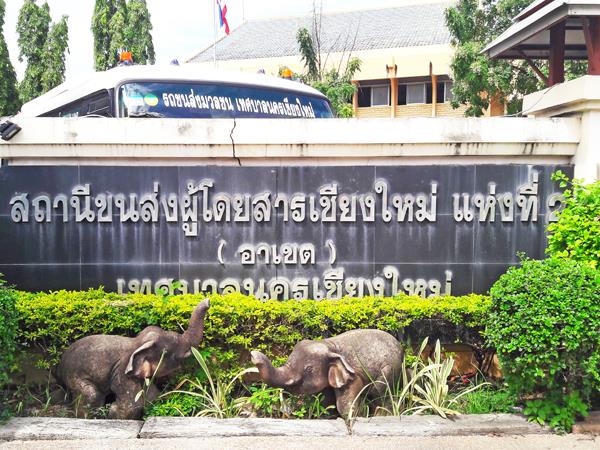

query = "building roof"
[189, 2, 453, 63]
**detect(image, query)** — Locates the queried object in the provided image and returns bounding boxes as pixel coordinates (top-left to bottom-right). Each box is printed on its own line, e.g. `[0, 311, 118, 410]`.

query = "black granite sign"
[0, 164, 572, 297]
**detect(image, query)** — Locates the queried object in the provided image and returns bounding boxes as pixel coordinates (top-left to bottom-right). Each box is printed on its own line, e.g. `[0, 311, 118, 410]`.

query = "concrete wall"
[0, 116, 581, 168]
[0, 115, 592, 300]
[523, 75, 600, 182]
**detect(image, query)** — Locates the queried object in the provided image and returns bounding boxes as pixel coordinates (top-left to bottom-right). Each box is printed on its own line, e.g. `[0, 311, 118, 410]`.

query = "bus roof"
[18, 64, 327, 118]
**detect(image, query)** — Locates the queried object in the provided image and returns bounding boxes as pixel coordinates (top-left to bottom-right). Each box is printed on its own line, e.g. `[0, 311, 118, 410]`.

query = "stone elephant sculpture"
[54, 299, 210, 419]
[250, 329, 404, 417]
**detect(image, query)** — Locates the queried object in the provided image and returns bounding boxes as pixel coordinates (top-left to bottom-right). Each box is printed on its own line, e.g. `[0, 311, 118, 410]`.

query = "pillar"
[390, 78, 398, 118]
[431, 74, 438, 117]
[352, 81, 359, 117]
[583, 17, 600, 76]
[575, 109, 600, 182]
[548, 21, 565, 86]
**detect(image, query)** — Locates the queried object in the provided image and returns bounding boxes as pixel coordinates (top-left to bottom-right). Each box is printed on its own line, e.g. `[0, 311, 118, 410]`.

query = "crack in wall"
[230, 118, 241, 166]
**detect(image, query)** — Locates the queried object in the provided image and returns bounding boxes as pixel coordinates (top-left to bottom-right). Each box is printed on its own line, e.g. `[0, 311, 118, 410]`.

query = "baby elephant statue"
[251, 329, 404, 417]
[55, 299, 210, 419]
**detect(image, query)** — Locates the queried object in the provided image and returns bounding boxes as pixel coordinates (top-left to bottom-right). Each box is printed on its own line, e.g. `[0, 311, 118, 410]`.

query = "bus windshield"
[118, 81, 334, 119]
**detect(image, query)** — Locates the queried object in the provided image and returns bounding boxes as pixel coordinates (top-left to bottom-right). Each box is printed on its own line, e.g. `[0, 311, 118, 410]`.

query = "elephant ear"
[327, 353, 356, 389]
[125, 340, 156, 378]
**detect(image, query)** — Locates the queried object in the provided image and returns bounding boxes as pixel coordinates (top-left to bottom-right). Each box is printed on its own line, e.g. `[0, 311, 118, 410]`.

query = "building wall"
[189, 44, 453, 82]
[356, 106, 392, 118]
[355, 103, 468, 119]
[435, 103, 469, 117]
[190, 43, 459, 119]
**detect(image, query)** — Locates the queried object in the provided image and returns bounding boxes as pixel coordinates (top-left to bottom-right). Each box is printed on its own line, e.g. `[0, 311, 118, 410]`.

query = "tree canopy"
[16, 0, 69, 104]
[296, 25, 361, 118]
[92, 0, 155, 71]
[295, 3, 361, 118]
[445, 0, 586, 116]
[125, 0, 155, 65]
[0, 0, 20, 116]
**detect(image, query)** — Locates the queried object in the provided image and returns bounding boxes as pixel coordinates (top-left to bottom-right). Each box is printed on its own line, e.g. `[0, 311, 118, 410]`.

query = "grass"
[453, 385, 518, 414]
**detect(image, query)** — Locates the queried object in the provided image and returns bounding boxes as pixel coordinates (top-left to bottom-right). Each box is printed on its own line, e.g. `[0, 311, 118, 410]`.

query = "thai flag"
[217, 0, 230, 35]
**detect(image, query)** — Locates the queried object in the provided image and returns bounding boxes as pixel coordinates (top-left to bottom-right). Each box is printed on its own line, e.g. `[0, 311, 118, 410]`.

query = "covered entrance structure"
[483, 0, 600, 86]
[482, 0, 600, 182]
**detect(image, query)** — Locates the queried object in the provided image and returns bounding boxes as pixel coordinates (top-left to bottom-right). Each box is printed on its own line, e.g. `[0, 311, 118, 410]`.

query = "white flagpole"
[213, 0, 217, 67]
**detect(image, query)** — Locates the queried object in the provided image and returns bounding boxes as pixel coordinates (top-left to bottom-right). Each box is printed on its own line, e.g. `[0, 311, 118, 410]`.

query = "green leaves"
[487, 258, 600, 431]
[40, 15, 69, 93]
[546, 173, 600, 269]
[15, 289, 490, 378]
[524, 392, 589, 433]
[0, 0, 20, 116]
[445, 0, 585, 117]
[92, 0, 155, 71]
[295, 23, 361, 118]
[165, 347, 256, 418]
[297, 27, 318, 82]
[0, 277, 18, 420]
[125, 0, 155, 65]
[16, 0, 69, 103]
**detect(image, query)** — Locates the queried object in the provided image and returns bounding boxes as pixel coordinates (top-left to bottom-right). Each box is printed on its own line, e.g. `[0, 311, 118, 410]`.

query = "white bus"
[18, 65, 335, 119]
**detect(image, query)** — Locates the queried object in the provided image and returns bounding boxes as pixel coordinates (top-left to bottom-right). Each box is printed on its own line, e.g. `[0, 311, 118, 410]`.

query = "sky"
[3, 0, 445, 82]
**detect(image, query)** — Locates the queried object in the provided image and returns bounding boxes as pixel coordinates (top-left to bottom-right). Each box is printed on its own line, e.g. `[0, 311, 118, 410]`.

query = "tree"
[17, 0, 68, 103]
[445, 0, 586, 116]
[125, 0, 155, 65]
[296, 2, 361, 117]
[40, 16, 69, 93]
[92, 0, 155, 71]
[107, 0, 128, 65]
[0, 0, 20, 116]
[91, 0, 116, 71]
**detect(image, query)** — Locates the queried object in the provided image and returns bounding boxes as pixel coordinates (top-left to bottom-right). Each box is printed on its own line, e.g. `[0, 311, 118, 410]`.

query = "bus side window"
[42, 89, 113, 118]
[86, 90, 112, 117]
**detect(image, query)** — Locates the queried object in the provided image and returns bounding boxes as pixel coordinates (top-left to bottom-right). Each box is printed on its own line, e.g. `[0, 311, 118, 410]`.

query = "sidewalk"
[2, 435, 600, 450]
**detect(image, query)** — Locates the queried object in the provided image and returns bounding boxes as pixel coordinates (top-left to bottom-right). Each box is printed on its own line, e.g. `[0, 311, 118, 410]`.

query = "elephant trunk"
[182, 299, 210, 348]
[250, 351, 296, 388]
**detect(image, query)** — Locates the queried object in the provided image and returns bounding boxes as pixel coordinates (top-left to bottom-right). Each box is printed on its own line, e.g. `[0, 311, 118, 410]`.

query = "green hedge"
[487, 257, 600, 431]
[0, 278, 19, 419]
[16, 289, 490, 374]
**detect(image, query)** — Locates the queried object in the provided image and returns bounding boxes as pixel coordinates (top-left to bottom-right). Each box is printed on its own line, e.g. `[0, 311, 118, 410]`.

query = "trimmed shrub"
[487, 257, 600, 431]
[16, 289, 490, 376]
[0, 277, 19, 420]
[546, 171, 600, 268]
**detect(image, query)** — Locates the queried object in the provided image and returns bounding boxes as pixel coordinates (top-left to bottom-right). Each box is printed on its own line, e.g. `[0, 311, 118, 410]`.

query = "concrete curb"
[349, 413, 548, 436]
[0, 414, 549, 441]
[139, 417, 349, 438]
[0, 418, 142, 441]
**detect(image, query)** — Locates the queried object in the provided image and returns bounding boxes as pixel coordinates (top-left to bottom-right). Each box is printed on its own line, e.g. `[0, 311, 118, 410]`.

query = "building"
[188, 1, 471, 118]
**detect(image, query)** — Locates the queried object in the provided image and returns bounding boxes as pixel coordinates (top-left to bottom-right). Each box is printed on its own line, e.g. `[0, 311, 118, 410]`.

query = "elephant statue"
[54, 299, 210, 419]
[250, 329, 404, 417]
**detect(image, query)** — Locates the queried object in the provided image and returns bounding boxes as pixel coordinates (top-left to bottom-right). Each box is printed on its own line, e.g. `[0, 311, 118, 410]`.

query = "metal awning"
[483, 0, 600, 60]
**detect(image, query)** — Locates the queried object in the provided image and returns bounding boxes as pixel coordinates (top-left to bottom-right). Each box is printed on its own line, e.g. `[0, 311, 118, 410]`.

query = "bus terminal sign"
[0, 164, 570, 297]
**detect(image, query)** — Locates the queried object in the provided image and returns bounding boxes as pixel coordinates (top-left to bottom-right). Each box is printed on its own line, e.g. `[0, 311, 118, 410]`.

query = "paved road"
[2, 435, 599, 450]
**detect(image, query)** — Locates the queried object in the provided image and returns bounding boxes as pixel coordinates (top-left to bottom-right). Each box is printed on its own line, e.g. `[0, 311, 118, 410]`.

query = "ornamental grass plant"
[348, 337, 488, 421]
